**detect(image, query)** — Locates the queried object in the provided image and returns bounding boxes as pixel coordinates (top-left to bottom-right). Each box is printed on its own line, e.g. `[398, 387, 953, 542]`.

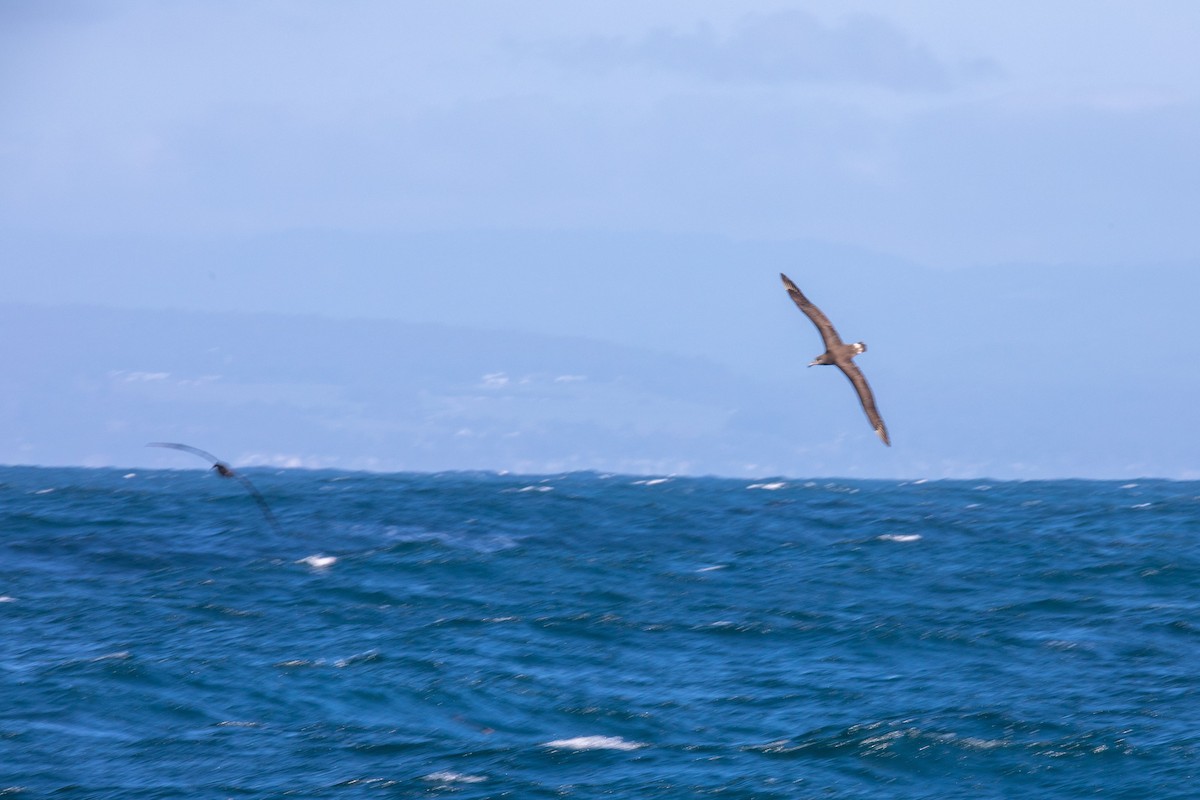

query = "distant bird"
[147, 442, 284, 533]
[780, 273, 890, 446]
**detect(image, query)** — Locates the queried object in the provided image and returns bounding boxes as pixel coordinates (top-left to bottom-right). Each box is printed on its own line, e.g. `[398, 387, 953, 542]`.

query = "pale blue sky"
[3, 2, 1198, 478]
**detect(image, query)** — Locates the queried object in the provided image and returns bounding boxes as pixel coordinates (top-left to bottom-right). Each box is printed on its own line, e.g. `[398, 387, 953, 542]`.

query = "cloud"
[479, 372, 510, 389]
[542, 10, 963, 91]
[109, 370, 170, 383]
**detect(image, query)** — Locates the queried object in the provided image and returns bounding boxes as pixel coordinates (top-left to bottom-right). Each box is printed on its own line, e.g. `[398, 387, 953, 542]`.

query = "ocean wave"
[2, 468, 1195, 797]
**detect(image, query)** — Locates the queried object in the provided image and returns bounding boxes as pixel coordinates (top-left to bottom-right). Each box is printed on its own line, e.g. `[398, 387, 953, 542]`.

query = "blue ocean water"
[1, 467, 1197, 798]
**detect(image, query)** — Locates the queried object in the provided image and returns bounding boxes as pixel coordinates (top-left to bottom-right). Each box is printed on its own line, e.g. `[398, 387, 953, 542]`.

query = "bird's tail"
[851, 342, 867, 355]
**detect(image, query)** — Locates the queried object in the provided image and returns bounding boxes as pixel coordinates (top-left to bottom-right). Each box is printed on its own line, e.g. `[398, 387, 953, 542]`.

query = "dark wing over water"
[780, 273, 843, 350]
[835, 361, 891, 446]
[227, 473, 284, 535]
[146, 442, 284, 534]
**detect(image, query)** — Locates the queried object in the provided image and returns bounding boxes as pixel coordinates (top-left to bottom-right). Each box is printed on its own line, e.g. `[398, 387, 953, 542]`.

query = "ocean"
[1, 467, 1196, 798]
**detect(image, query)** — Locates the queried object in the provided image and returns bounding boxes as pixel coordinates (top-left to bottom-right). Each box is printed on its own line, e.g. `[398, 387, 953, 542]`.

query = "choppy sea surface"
[1, 467, 1197, 798]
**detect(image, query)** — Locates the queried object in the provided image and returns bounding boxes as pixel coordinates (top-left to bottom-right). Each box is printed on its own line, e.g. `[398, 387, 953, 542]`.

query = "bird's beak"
[807, 361, 817, 368]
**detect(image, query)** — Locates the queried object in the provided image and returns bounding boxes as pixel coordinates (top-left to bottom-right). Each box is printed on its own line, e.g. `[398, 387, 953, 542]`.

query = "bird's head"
[808, 353, 831, 367]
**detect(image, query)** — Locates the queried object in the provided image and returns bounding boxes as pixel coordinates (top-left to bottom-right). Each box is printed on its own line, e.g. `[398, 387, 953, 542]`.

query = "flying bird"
[780, 273, 890, 446]
[147, 442, 284, 533]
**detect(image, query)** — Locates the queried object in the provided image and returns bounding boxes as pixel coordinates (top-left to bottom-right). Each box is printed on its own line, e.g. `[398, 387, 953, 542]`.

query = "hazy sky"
[3, 2, 1199, 478]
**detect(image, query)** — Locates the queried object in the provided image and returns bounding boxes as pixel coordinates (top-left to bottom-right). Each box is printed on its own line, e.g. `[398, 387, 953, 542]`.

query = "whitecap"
[542, 735, 647, 752]
[862, 731, 904, 749]
[1131, 502, 1152, 509]
[339, 778, 399, 789]
[747, 482, 787, 490]
[123, 473, 137, 479]
[632, 478, 670, 486]
[299, 554, 337, 569]
[423, 771, 487, 784]
[34, 488, 54, 495]
[878, 534, 921, 542]
[696, 565, 726, 572]
[959, 736, 1007, 750]
[335, 650, 379, 668]
[1121, 483, 1138, 489]
[276, 659, 321, 668]
[0, 596, 15, 603]
[516, 485, 553, 493]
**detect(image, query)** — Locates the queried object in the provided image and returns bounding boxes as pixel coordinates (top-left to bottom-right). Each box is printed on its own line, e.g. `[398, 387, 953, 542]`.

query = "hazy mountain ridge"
[5, 245, 1200, 480]
[2, 303, 811, 476]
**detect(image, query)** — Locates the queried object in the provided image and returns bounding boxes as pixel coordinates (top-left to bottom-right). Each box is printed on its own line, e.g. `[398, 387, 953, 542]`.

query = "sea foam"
[542, 735, 647, 752]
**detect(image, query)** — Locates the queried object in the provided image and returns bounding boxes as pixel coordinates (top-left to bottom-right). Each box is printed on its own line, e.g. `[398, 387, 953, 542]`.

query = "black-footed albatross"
[147, 442, 284, 533]
[780, 273, 890, 446]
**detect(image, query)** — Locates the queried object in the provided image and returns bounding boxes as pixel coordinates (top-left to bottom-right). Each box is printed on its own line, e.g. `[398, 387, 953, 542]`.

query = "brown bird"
[147, 442, 284, 533]
[780, 273, 890, 446]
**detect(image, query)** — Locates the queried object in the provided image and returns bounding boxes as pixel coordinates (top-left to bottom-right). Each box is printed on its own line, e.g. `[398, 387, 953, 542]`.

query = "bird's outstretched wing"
[228, 473, 284, 535]
[781, 273, 843, 350]
[835, 361, 890, 446]
[147, 441, 227, 468]
[146, 442, 284, 534]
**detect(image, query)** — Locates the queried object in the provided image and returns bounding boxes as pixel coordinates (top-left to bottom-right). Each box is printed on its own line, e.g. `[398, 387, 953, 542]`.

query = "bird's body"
[780, 273, 890, 446]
